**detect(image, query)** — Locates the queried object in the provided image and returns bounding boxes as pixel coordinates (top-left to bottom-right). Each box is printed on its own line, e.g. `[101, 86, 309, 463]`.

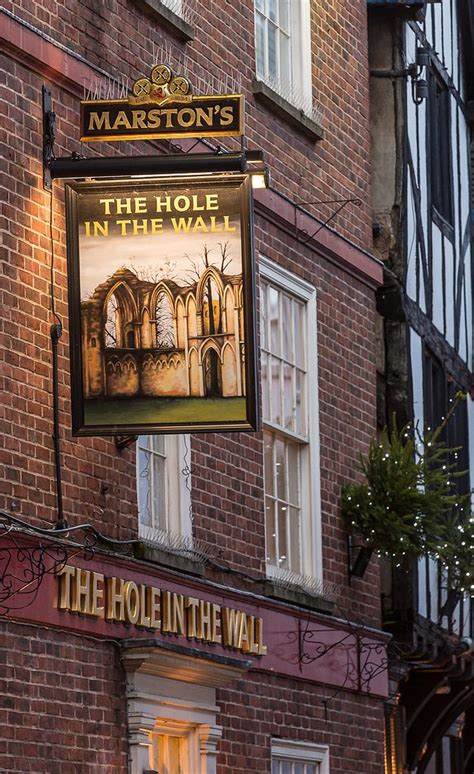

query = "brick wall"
[217, 672, 385, 774]
[0, 621, 128, 773]
[0, 1, 383, 770]
[0, 620, 384, 774]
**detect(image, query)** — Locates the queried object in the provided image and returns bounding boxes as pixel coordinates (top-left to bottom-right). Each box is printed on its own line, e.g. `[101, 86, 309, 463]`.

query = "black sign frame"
[65, 172, 258, 436]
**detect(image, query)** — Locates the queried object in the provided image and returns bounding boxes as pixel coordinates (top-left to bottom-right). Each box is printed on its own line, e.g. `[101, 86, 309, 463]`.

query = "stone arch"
[140, 307, 153, 348]
[223, 284, 235, 334]
[103, 281, 138, 349]
[186, 293, 198, 338]
[200, 339, 222, 398]
[151, 282, 176, 349]
[221, 341, 238, 397]
[188, 346, 201, 396]
[175, 296, 186, 348]
[197, 267, 225, 336]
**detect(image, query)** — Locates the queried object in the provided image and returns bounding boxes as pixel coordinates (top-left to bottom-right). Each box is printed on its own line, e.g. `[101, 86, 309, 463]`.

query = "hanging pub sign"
[80, 64, 244, 142]
[65, 173, 258, 436]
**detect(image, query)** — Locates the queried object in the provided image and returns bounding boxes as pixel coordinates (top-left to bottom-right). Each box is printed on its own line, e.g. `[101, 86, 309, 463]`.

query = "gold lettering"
[99, 198, 114, 215]
[192, 216, 209, 233]
[116, 219, 132, 235]
[88, 111, 111, 132]
[72, 569, 91, 614]
[219, 105, 234, 126]
[112, 111, 132, 130]
[211, 603, 221, 644]
[84, 220, 109, 237]
[155, 195, 172, 213]
[115, 198, 133, 214]
[138, 585, 151, 628]
[131, 111, 147, 129]
[197, 600, 212, 641]
[222, 215, 236, 232]
[161, 108, 178, 128]
[147, 109, 161, 128]
[186, 596, 200, 638]
[91, 572, 105, 617]
[106, 576, 125, 621]
[254, 617, 267, 655]
[174, 195, 191, 212]
[221, 607, 242, 649]
[149, 587, 161, 629]
[56, 565, 75, 610]
[176, 108, 195, 128]
[134, 197, 147, 213]
[238, 612, 249, 652]
[172, 593, 185, 635]
[161, 590, 172, 632]
[123, 581, 140, 625]
[132, 219, 148, 235]
[195, 107, 214, 128]
[171, 217, 193, 233]
[206, 194, 219, 210]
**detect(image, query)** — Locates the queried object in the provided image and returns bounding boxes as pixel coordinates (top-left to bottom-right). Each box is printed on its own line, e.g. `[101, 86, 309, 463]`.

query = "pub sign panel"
[65, 173, 258, 435]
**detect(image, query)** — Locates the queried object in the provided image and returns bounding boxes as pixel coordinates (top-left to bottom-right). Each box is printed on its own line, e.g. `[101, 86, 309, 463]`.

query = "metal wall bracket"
[43, 86, 56, 190]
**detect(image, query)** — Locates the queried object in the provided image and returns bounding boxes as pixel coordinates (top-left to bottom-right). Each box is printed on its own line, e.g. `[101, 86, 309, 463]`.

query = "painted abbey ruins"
[81, 265, 246, 401]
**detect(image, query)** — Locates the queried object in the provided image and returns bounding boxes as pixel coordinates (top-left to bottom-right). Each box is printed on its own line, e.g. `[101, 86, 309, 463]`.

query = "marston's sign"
[80, 63, 244, 142]
[56, 564, 267, 656]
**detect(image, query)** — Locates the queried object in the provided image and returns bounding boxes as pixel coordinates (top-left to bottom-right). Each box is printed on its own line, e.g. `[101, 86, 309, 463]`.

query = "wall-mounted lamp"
[370, 44, 430, 105]
[246, 149, 271, 189]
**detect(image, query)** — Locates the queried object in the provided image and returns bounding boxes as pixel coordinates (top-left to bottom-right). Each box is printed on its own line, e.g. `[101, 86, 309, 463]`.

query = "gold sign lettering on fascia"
[80, 96, 244, 142]
[56, 566, 267, 656]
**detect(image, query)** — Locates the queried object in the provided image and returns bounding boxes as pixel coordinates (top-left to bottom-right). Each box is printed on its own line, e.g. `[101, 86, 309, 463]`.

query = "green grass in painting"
[84, 396, 247, 426]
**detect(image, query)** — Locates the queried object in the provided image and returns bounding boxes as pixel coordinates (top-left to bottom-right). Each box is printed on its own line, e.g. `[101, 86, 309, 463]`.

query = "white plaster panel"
[431, 223, 444, 334]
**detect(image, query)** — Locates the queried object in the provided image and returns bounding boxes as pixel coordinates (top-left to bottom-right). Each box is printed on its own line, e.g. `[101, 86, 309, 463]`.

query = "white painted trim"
[254, 0, 313, 115]
[137, 433, 192, 543]
[260, 254, 322, 583]
[271, 738, 330, 773]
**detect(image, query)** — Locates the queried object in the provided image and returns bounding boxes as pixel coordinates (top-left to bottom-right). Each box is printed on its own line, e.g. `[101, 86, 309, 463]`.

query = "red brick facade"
[1, 2, 385, 772]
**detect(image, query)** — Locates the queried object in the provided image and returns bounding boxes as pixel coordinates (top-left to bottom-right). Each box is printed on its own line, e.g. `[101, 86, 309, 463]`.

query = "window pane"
[264, 432, 274, 494]
[138, 446, 152, 526]
[282, 292, 292, 361]
[289, 506, 301, 574]
[295, 369, 305, 436]
[270, 356, 281, 425]
[275, 437, 286, 500]
[266, 495, 277, 563]
[283, 361, 294, 431]
[256, 12, 266, 78]
[287, 443, 299, 505]
[268, 22, 278, 81]
[280, 33, 291, 92]
[293, 301, 304, 367]
[279, 0, 290, 32]
[262, 350, 270, 420]
[269, 286, 280, 354]
[277, 502, 289, 568]
[268, 0, 277, 22]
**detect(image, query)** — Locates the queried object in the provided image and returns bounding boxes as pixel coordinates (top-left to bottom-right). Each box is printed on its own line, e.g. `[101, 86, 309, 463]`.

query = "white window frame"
[127, 673, 222, 774]
[137, 434, 192, 545]
[254, 0, 312, 114]
[260, 255, 322, 583]
[160, 0, 184, 17]
[271, 739, 330, 774]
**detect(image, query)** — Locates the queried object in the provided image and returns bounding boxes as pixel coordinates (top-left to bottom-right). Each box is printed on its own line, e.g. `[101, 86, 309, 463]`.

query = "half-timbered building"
[369, 1, 474, 771]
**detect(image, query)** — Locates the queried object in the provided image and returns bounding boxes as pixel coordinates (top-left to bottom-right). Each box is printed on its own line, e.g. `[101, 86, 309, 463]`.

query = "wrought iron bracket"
[43, 86, 56, 190]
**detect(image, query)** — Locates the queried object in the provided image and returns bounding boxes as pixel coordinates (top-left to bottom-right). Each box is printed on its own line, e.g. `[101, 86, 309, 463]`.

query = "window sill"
[262, 578, 334, 615]
[133, 540, 204, 577]
[132, 0, 194, 42]
[252, 78, 324, 142]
